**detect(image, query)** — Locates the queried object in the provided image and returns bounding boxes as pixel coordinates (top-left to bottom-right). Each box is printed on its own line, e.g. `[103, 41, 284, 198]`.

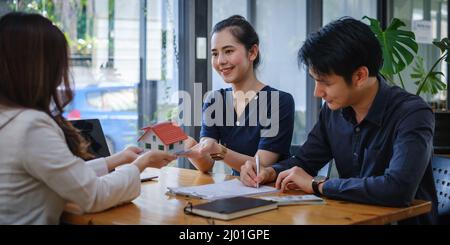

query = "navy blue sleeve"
[323, 108, 434, 207]
[199, 92, 221, 141]
[272, 106, 333, 176]
[258, 92, 294, 158]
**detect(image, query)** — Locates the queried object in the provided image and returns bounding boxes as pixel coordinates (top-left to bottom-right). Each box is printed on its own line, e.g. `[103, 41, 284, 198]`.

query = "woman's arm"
[85, 146, 144, 177]
[220, 147, 279, 172]
[185, 136, 280, 173]
[184, 137, 215, 173]
[21, 111, 175, 213]
[104, 146, 143, 172]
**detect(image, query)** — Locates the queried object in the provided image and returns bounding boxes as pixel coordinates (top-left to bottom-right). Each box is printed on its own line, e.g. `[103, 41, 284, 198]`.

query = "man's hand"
[240, 160, 276, 187]
[275, 166, 314, 193]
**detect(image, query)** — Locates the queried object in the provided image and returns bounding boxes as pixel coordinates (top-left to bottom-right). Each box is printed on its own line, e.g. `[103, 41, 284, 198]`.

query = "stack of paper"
[167, 179, 279, 200]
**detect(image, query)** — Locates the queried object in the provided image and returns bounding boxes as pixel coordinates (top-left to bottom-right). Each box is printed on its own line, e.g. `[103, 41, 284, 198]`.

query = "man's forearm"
[272, 156, 300, 175]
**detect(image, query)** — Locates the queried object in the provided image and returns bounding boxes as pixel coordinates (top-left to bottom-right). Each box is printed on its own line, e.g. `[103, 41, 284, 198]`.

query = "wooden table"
[61, 167, 431, 225]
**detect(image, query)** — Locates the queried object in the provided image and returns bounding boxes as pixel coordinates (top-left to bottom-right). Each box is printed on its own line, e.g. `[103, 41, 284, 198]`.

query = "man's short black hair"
[298, 17, 382, 85]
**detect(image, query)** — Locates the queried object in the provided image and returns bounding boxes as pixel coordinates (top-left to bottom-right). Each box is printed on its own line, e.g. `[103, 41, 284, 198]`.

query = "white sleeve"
[86, 158, 109, 177]
[20, 114, 141, 213]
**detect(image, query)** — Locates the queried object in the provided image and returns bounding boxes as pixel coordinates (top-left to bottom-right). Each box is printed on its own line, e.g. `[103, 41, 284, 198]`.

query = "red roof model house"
[137, 121, 188, 153]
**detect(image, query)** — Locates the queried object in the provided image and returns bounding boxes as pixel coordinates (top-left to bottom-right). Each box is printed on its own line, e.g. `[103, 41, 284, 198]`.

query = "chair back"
[432, 155, 450, 215]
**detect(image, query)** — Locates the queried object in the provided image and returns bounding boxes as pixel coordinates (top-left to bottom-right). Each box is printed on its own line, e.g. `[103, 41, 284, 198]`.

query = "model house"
[137, 121, 188, 153]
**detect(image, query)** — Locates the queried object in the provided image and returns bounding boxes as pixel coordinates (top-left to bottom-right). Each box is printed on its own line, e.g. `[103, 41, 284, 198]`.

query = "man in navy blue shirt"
[240, 17, 438, 224]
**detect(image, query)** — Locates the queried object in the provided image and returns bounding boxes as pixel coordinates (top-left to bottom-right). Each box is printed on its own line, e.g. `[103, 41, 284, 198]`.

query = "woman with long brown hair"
[0, 12, 176, 224]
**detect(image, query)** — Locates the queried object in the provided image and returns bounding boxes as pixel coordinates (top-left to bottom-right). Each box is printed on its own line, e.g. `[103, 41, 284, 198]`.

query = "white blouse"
[0, 107, 141, 224]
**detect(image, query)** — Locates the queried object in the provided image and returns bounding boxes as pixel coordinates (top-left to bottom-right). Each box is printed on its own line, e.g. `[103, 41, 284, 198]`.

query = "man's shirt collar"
[341, 75, 389, 127]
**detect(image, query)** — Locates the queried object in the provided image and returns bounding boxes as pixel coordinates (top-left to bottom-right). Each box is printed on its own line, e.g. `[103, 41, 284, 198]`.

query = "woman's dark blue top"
[200, 85, 295, 176]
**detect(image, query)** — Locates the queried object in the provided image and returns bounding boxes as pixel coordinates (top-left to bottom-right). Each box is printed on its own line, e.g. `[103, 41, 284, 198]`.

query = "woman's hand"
[240, 160, 277, 187]
[132, 150, 177, 172]
[198, 138, 222, 155]
[105, 146, 143, 171]
[177, 137, 215, 173]
[181, 137, 203, 159]
[182, 137, 220, 160]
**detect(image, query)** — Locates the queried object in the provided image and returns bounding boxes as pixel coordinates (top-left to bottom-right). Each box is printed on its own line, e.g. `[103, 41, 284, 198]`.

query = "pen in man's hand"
[255, 154, 260, 188]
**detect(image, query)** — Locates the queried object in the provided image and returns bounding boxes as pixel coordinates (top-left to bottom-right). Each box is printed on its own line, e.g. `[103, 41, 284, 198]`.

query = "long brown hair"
[0, 12, 93, 160]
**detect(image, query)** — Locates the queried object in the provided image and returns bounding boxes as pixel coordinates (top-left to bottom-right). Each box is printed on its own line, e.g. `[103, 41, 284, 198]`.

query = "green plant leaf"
[363, 16, 418, 76]
[433, 38, 450, 53]
[411, 57, 447, 95]
[433, 38, 450, 62]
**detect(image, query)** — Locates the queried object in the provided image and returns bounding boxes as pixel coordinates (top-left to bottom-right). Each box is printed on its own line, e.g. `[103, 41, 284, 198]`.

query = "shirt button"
[355, 127, 360, 133]
[236, 121, 240, 126]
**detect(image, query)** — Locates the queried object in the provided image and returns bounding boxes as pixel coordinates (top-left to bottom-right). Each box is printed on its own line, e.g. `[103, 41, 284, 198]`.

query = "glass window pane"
[147, 0, 179, 123]
[1, 0, 141, 154]
[102, 88, 138, 112]
[323, 0, 377, 25]
[392, 0, 448, 110]
[255, 0, 307, 145]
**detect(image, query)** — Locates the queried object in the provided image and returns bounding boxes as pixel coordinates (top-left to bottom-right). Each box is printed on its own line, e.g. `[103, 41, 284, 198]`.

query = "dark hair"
[212, 15, 260, 69]
[0, 12, 93, 160]
[298, 17, 382, 85]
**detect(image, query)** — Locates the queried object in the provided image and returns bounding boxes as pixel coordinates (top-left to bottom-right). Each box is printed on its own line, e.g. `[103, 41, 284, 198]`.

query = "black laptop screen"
[69, 119, 111, 158]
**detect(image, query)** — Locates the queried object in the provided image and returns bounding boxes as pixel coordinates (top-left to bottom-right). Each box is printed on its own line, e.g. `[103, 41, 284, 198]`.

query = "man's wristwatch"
[312, 175, 328, 196]
[210, 144, 227, 160]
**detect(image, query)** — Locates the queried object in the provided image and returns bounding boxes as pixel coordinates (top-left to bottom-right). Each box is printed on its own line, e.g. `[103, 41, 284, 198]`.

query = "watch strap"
[312, 176, 327, 196]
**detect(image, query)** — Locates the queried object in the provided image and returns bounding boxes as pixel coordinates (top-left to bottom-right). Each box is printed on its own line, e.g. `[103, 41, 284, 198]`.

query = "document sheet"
[167, 179, 279, 200]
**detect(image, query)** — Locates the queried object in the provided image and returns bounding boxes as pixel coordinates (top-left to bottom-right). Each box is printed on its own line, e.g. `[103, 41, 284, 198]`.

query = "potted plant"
[364, 16, 450, 154]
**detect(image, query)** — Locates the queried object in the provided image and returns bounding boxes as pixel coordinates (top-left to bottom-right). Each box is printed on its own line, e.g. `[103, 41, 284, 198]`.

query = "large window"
[391, 0, 448, 110]
[85, 88, 137, 112]
[146, 0, 179, 123]
[1, 0, 179, 155]
[1, 0, 141, 154]
[323, 0, 377, 25]
[255, 0, 308, 145]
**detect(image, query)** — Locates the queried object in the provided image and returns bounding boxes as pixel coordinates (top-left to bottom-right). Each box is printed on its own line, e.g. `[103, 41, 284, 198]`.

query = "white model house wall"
[141, 131, 184, 153]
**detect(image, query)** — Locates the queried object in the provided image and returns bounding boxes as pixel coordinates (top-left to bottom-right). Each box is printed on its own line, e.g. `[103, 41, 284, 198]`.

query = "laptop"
[69, 119, 158, 181]
[69, 119, 111, 158]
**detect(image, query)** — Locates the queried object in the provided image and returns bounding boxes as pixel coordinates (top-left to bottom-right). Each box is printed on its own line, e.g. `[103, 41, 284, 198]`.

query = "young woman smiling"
[184, 15, 295, 176]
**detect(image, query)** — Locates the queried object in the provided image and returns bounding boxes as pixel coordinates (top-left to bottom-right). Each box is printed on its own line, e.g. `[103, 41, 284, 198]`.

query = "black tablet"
[69, 119, 111, 158]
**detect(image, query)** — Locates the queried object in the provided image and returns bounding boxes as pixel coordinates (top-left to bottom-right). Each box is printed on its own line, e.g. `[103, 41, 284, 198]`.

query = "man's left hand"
[275, 166, 314, 193]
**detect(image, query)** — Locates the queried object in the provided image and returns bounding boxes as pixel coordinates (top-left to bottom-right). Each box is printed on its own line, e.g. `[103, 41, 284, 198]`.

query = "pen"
[141, 176, 158, 182]
[255, 154, 260, 188]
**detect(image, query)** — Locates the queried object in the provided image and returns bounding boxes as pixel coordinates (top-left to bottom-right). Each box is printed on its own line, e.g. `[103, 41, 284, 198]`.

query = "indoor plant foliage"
[363, 16, 448, 97]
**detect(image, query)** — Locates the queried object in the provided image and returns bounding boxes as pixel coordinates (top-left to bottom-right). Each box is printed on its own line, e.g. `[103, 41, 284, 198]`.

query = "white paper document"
[167, 179, 279, 200]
